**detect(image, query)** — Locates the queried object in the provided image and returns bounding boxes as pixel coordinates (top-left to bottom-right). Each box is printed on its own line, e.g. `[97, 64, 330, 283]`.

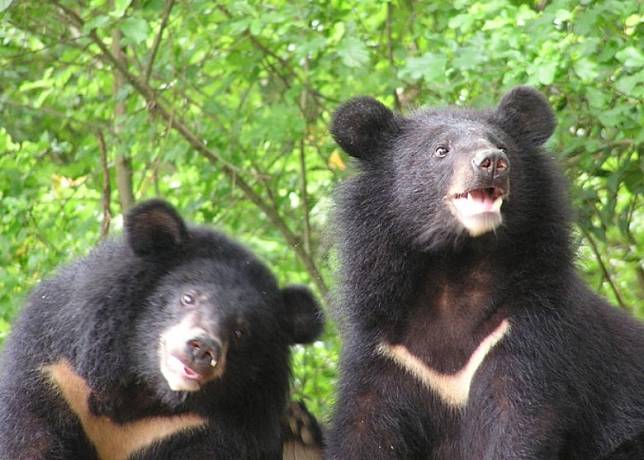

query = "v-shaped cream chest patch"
[377, 319, 510, 407]
[44, 360, 207, 460]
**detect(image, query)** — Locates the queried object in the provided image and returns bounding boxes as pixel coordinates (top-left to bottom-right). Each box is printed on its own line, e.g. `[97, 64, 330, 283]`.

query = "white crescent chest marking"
[43, 360, 208, 460]
[377, 319, 510, 408]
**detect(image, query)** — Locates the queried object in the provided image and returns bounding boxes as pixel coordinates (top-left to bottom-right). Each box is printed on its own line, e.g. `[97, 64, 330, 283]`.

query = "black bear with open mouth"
[327, 87, 644, 459]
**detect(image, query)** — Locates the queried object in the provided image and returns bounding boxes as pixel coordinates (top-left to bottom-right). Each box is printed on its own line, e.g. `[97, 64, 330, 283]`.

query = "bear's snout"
[159, 316, 230, 391]
[187, 335, 222, 370]
[471, 148, 509, 179]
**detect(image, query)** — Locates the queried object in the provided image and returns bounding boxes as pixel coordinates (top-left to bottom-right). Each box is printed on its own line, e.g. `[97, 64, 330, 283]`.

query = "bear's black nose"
[187, 336, 222, 368]
[472, 149, 509, 178]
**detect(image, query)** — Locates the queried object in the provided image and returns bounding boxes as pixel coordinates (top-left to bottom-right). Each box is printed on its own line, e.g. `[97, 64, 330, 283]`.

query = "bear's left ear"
[280, 285, 324, 345]
[125, 199, 189, 257]
[331, 96, 399, 160]
[493, 86, 556, 149]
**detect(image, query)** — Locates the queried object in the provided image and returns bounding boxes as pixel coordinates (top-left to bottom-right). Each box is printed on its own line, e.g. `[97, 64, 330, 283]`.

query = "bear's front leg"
[327, 354, 431, 460]
[460, 365, 570, 460]
[461, 409, 566, 460]
[129, 424, 282, 460]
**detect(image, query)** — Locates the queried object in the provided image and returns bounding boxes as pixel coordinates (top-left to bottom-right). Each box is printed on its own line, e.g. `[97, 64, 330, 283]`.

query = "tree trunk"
[111, 19, 135, 212]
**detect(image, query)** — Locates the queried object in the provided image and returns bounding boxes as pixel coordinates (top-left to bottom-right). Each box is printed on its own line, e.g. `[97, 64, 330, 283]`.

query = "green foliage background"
[1, 0, 642, 421]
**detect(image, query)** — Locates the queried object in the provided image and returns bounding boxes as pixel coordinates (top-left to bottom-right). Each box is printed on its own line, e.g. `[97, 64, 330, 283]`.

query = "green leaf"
[597, 107, 624, 128]
[574, 58, 598, 82]
[615, 72, 643, 96]
[448, 14, 474, 31]
[615, 47, 644, 68]
[554, 9, 572, 23]
[0, 0, 14, 13]
[574, 10, 597, 35]
[111, 0, 132, 18]
[624, 14, 641, 28]
[83, 15, 111, 33]
[119, 17, 149, 45]
[536, 61, 558, 85]
[585, 87, 607, 109]
[399, 53, 447, 83]
[337, 37, 369, 68]
[452, 46, 486, 70]
[249, 19, 263, 36]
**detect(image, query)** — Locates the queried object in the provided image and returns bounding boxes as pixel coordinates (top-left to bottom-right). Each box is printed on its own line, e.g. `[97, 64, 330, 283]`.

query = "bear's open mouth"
[449, 186, 507, 236]
[452, 186, 506, 202]
[162, 352, 206, 390]
[169, 354, 206, 381]
[451, 187, 506, 213]
[160, 336, 212, 391]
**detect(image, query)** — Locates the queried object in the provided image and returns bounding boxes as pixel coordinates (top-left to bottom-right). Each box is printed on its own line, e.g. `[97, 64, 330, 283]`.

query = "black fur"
[331, 96, 400, 160]
[0, 199, 323, 459]
[327, 87, 644, 459]
[125, 198, 189, 257]
[282, 285, 325, 345]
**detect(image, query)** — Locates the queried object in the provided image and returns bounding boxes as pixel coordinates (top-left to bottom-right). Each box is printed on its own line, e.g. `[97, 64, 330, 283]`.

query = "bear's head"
[124, 200, 324, 398]
[332, 87, 559, 250]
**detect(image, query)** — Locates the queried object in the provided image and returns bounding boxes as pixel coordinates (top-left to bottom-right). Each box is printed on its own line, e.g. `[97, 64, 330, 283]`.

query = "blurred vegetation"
[0, 0, 642, 422]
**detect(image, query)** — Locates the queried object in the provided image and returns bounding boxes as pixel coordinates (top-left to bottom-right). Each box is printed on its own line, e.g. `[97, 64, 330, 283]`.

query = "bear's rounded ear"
[494, 86, 556, 149]
[331, 96, 399, 160]
[280, 285, 324, 345]
[125, 199, 189, 257]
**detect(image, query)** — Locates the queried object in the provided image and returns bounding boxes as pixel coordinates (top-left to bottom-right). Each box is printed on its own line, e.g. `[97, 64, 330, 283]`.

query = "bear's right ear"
[280, 285, 324, 345]
[331, 97, 399, 160]
[125, 199, 188, 257]
[494, 86, 556, 149]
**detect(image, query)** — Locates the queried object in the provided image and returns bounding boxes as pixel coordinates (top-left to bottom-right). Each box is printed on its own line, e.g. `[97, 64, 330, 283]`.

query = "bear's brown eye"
[181, 293, 195, 306]
[435, 146, 449, 158]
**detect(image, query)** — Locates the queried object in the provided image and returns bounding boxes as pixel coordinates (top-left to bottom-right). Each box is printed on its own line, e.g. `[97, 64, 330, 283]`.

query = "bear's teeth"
[466, 192, 479, 204]
[491, 196, 503, 212]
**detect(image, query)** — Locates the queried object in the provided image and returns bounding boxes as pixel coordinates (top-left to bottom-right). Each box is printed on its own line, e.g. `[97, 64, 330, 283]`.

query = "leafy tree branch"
[52, 0, 329, 297]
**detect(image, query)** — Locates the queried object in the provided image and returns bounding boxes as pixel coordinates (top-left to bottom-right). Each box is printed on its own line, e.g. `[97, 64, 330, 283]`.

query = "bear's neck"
[339, 216, 571, 349]
[380, 250, 512, 373]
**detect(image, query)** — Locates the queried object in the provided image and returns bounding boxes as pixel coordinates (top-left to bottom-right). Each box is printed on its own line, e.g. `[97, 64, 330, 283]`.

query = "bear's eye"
[434, 146, 449, 158]
[499, 146, 507, 154]
[233, 329, 244, 341]
[181, 293, 195, 306]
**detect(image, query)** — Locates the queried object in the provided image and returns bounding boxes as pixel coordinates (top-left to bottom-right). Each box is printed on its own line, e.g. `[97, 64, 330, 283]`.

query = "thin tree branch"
[562, 139, 634, 165]
[386, 1, 401, 111]
[27, 210, 63, 257]
[145, 0, 175, 83]
[216, 5, 291, 71]
[299, 136, 312, 255]
[53, 1, 329, 296]
[111, 12, 135, 212]
[97, 131, 112, 240]
[578, 225, 629, 311]
[299, 80, 313, 256]
[622, 197, 644, 290]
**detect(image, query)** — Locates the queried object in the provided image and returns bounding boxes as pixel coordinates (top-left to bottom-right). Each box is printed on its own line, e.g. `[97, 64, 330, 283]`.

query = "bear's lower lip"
[182, 365, 200, 380]
[169, 354, 205, 382]
[451, 188, 504, 216]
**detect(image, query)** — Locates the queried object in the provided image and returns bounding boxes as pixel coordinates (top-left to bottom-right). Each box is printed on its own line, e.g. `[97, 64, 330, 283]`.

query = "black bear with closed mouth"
[0, 199, 324, 459]
[326, 87, 644, 459]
